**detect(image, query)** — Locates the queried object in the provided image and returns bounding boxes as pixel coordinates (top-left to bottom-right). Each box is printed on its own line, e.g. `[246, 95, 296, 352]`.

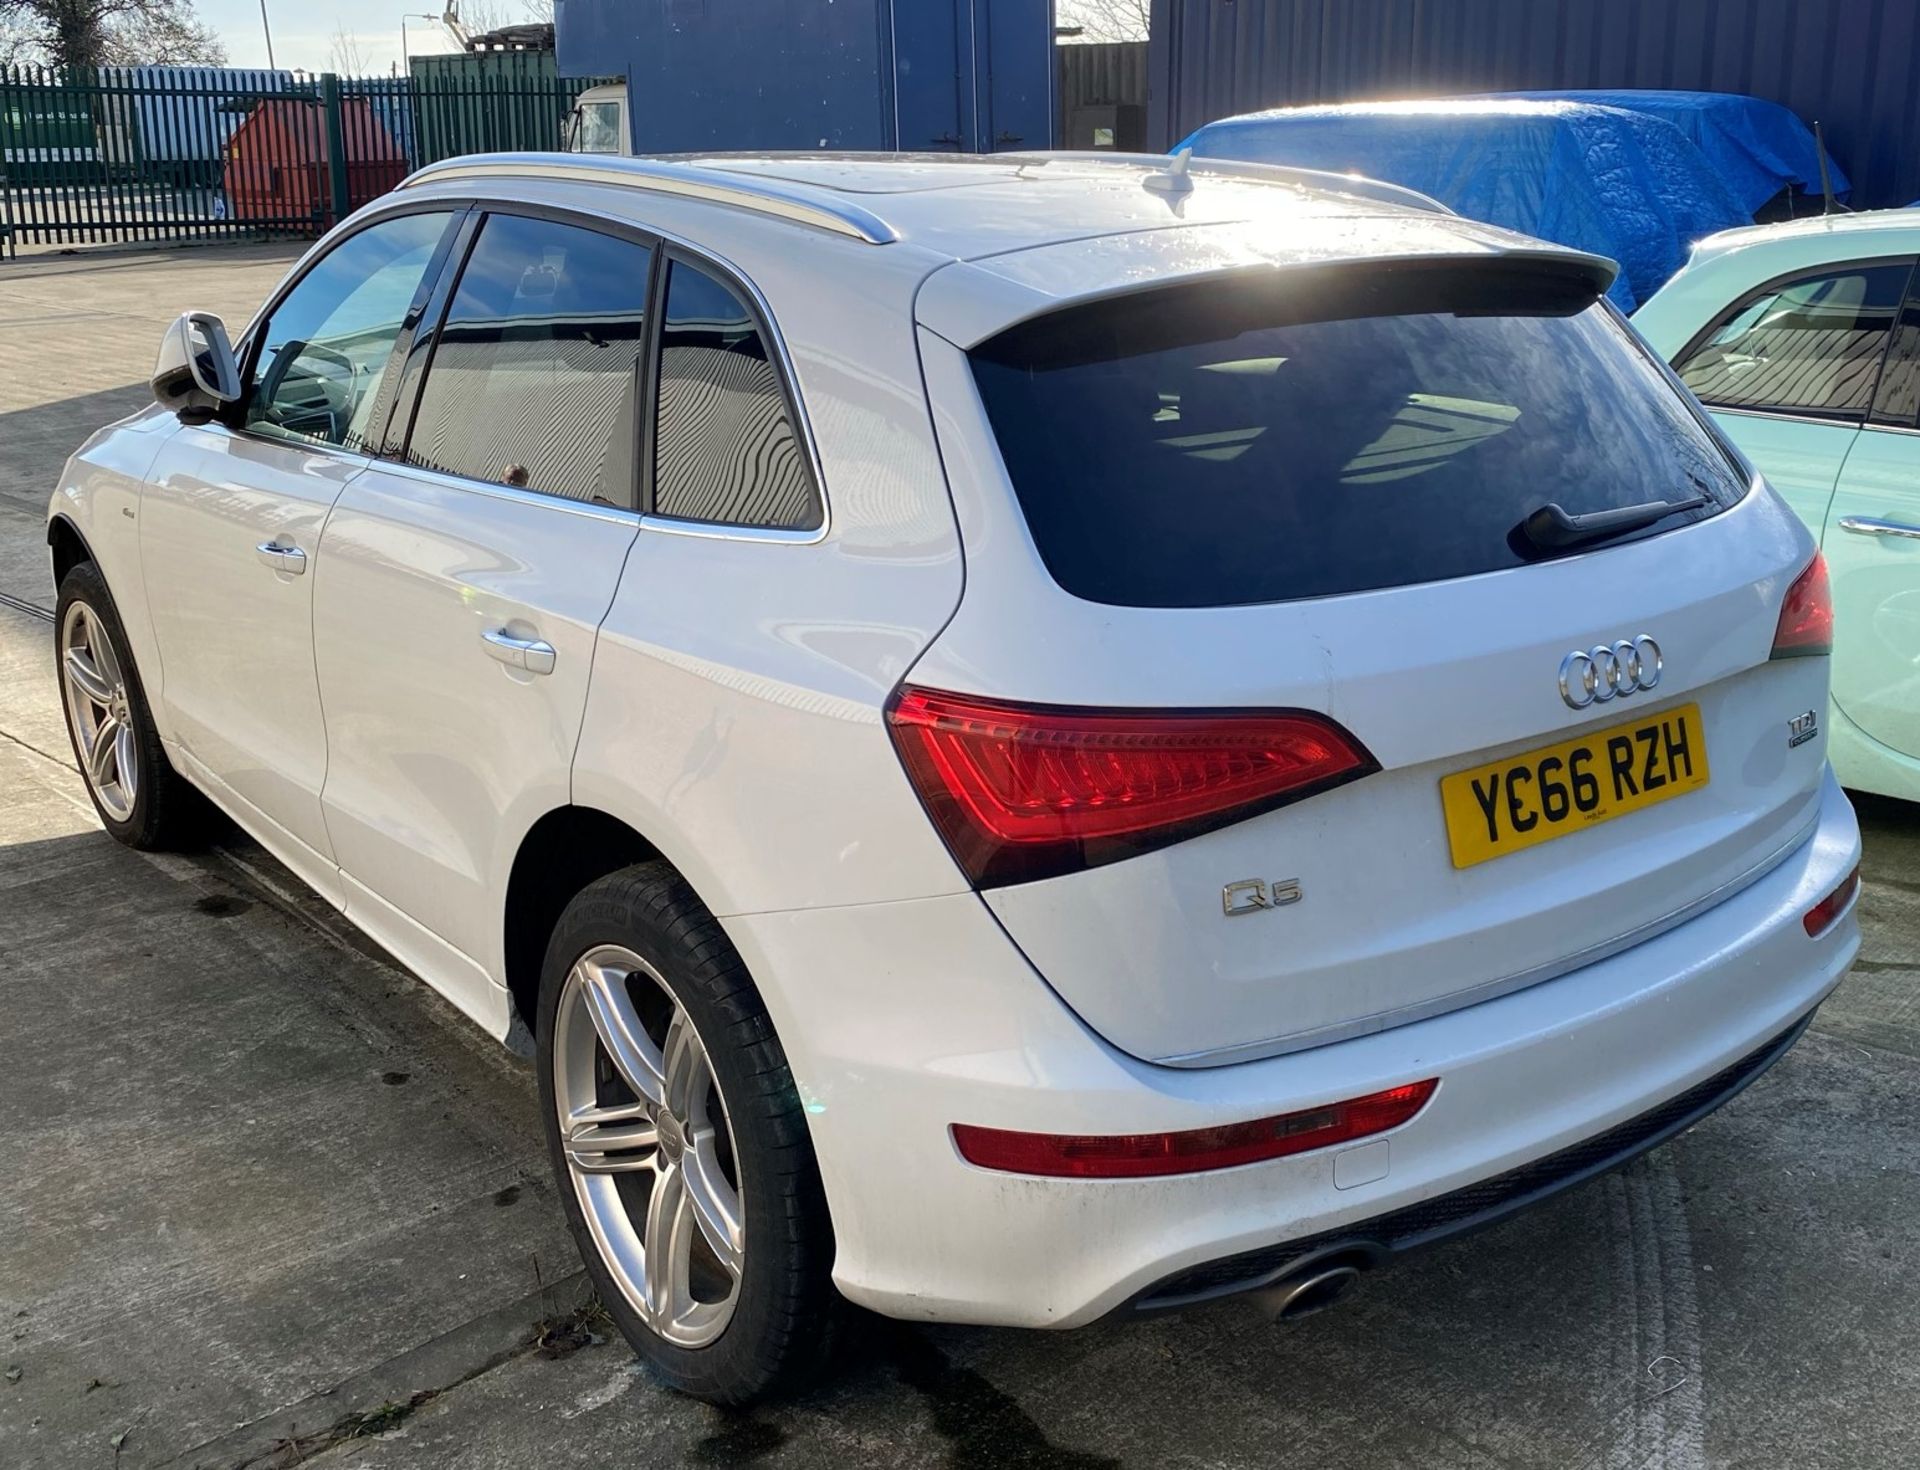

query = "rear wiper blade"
[1518, 495, 1708, 552]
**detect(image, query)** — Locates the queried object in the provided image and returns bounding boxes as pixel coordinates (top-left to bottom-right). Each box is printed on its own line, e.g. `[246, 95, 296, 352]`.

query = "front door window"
[244, 211, 454, 451]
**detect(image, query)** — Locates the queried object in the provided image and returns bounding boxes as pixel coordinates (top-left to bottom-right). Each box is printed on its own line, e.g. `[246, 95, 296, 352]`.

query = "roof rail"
[1000, 150, 1454, 216]
[400, 154, 901, 245]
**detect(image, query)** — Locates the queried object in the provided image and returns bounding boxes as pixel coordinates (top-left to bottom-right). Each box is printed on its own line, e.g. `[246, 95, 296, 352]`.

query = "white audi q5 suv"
[47, 151, 1861, 1403]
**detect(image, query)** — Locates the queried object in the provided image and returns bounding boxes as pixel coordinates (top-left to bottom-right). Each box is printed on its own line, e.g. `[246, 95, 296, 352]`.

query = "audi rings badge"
[1559, 636, 1662, 710]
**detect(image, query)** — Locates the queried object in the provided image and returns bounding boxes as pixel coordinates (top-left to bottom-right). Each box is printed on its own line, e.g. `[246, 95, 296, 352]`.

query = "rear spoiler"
[918, 229, 1622, 350]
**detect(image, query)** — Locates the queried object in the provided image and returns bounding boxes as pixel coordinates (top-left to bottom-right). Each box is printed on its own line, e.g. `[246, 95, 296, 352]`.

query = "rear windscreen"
[970, 264, 1748, 608]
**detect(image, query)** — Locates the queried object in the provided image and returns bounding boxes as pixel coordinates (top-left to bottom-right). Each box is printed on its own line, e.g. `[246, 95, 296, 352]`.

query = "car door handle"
[1838, 516, 1920, 541]
[481, 627, 556, 675]
[255, 540, 307, 574]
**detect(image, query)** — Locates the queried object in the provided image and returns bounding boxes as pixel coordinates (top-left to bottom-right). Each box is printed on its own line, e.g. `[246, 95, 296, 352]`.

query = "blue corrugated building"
[1148, 0, 1920, 209]
[553, 0, 1053, 154]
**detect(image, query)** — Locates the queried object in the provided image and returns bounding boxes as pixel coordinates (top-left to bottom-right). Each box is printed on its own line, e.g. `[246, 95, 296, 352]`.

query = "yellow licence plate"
[1440, 704, 1710, 869]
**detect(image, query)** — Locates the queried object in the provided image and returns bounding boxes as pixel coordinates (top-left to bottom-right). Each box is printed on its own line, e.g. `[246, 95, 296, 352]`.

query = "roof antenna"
[1813, 121, 1838, 216]
[1144, 147, 1195, 196]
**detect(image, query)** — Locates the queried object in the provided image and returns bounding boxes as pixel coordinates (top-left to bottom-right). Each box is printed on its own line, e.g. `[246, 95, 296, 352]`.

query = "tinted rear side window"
[406, 213, 651, 508]
[652, 260, 820, 530]
[970, 266, 1746, 608]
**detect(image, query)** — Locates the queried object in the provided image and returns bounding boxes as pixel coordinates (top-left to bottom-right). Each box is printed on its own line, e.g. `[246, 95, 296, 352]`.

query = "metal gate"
[0, 64, 608, 260]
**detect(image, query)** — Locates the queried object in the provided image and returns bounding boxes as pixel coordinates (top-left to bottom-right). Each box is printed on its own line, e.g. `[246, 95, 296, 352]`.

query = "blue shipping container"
[553, 0, 1053, 153]
[1149, 0, 1920, 210]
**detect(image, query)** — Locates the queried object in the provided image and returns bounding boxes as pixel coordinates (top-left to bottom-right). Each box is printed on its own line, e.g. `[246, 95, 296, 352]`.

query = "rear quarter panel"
[569, 219, 969, 919]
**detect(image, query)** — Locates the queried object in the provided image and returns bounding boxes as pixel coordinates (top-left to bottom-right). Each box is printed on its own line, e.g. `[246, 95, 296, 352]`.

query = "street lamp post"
[401, 15, 443, 74]
[258, 0, 276, 68]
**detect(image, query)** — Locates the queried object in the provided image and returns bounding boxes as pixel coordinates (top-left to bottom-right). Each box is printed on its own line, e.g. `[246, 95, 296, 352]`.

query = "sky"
[196, 1, 486, 76]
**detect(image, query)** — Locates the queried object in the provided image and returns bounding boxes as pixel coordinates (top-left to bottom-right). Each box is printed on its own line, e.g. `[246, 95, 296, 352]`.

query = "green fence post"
[0, 66, 14, 259]
[320, 72, 350, 228]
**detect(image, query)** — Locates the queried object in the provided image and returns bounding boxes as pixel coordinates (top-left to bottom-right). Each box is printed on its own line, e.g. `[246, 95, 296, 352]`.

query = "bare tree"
[457, 1, 509, 35]
[327, 22, 371, 76]
[1057, 0, 1149, 44]
[0, 14, 42, 64]
[0, 0, 224, 70]
[101, 2, 222, 64]
[459, 0, 552, 38]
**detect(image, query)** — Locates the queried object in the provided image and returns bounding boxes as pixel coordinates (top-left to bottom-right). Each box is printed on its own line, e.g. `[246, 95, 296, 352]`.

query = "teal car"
[1635, 212, 1920, 803]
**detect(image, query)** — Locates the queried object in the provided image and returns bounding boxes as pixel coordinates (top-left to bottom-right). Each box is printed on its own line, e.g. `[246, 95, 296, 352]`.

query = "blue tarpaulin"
[1484, 90, 1849, 213]
[1176, 99, 1755, 310]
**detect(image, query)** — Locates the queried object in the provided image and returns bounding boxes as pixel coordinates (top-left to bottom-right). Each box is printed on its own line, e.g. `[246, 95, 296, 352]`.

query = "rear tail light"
[1771, 552, 1833, 659]
[951, 1079, 1439, 1179]
[885, 687, 1378, 887]
[1803, 864, 1860, 937]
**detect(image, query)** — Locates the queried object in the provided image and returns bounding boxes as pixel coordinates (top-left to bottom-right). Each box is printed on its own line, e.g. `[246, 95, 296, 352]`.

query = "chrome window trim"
[373, 189, 832, 543]
[1708, 405, 1872, 431]
[1711, 405, 1920, 439]
[179, 417, 378, 475]
[367, 468, 830, 547]
[639, 513, 827, 546]
[1153, 808, 1821, 1070]
[364, 456, 646, 529]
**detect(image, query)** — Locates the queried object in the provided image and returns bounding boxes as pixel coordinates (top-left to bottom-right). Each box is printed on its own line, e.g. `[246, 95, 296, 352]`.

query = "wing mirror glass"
[153, 311, 241, 420]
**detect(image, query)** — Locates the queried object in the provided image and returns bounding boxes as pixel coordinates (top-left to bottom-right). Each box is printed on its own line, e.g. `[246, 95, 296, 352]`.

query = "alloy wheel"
[552, 944, 747, 1348]
[59, 601, 138, 823]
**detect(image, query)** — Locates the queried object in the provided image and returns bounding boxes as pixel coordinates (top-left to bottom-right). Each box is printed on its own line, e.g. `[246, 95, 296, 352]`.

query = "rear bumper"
[1127, 1010, 1810, 1311]
[726, 767, 1860, 1329]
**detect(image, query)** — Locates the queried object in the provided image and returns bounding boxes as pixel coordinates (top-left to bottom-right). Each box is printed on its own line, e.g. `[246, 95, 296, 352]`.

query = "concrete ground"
[1, 247, 1916, 1470]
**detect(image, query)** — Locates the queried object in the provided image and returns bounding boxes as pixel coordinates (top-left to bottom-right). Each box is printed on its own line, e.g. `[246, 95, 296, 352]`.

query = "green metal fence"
[0, 62, 610, 260]
[408, 49, 587, 164]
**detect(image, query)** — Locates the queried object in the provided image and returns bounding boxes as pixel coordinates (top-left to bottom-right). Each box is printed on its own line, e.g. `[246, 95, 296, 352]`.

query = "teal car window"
[1675, 262, 1914, 420]
[1869, 282, 1920, 430]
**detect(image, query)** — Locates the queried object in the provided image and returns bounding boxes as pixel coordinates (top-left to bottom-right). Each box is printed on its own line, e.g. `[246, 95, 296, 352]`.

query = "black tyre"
[54, 560, 217, 850]
[535, 861, 838, 1404]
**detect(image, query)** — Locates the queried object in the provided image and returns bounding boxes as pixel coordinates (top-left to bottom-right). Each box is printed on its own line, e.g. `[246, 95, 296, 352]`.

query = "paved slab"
[0, 245, 1916, 1470]
[162, 1020, 1920, 1470]
[0, 609, 578, 1470]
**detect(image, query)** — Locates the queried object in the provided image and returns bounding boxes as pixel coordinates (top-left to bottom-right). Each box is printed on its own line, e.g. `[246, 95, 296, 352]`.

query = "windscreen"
[970, 264, 1748, 608]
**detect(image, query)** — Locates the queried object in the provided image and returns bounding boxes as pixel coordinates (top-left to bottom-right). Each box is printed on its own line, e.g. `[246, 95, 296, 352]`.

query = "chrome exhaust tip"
[1251, 1262, 1364, 1324]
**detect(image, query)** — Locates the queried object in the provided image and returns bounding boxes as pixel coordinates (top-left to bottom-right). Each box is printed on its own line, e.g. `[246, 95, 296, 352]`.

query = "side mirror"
[153, 311, 240, 421]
